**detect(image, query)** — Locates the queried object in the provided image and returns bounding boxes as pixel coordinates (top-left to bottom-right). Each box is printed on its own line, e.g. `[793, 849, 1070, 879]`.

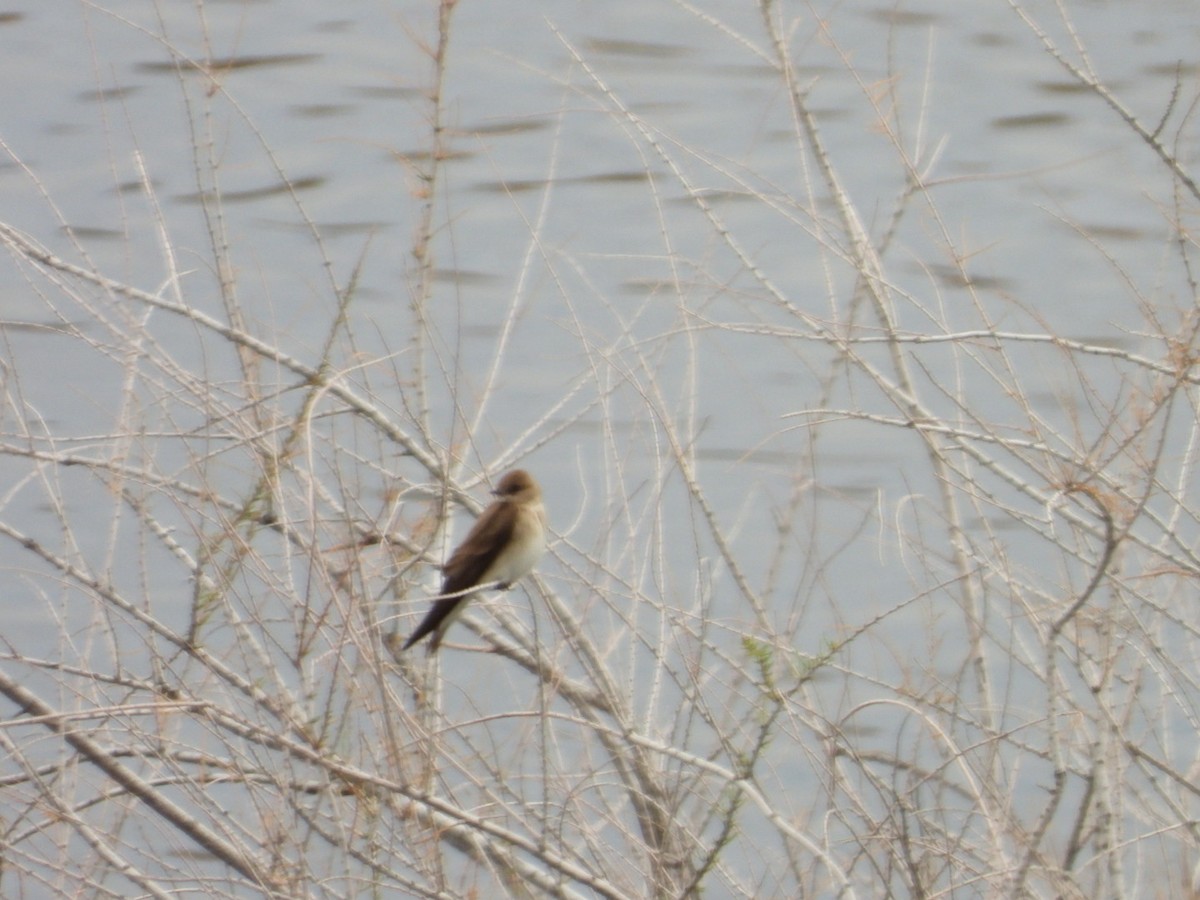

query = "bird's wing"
[440, 500, 517, 595]
[400, 501, 520, 651]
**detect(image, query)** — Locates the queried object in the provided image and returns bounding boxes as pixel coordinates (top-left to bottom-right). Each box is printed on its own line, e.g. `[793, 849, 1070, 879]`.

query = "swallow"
[401, 469, 546, 651]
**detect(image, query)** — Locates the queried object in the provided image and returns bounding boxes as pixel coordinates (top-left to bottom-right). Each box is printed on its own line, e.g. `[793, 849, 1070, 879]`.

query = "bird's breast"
[486, 502, 546, 585]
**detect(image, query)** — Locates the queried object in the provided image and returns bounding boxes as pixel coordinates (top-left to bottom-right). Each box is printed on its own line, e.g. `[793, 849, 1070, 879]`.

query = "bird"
[401, 469, 547, 651]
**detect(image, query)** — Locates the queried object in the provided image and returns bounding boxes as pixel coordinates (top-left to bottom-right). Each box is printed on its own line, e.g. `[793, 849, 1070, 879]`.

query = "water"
[0, 1, 1197, 896]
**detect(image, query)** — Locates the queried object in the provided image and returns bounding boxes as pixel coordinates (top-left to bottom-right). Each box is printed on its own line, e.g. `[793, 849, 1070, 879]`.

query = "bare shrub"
[0, 1, 1197, 897]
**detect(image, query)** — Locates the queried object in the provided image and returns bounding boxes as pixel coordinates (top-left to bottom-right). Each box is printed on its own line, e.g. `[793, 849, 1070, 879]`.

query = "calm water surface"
[1, 0, 1192, 754]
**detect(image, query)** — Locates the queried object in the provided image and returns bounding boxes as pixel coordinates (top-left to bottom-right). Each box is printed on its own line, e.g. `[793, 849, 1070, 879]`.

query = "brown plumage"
[402, 469, 546, 651]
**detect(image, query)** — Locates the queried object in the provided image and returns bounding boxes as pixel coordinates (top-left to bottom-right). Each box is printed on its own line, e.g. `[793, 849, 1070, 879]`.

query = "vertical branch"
[408, 0, 460, 447]
[757, 0, 997, 758]
[1012, 483, 1118, 897]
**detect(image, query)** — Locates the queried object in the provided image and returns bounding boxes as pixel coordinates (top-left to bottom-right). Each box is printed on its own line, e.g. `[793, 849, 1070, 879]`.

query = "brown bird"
[401, 469, 547, 651]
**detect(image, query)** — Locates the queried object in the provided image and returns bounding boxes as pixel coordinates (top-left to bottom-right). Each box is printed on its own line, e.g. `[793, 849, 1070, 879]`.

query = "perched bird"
[401, 469, 547, 651]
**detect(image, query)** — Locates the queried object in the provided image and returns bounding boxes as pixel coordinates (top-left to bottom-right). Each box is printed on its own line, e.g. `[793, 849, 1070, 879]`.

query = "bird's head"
[492, 469, 540, 504]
